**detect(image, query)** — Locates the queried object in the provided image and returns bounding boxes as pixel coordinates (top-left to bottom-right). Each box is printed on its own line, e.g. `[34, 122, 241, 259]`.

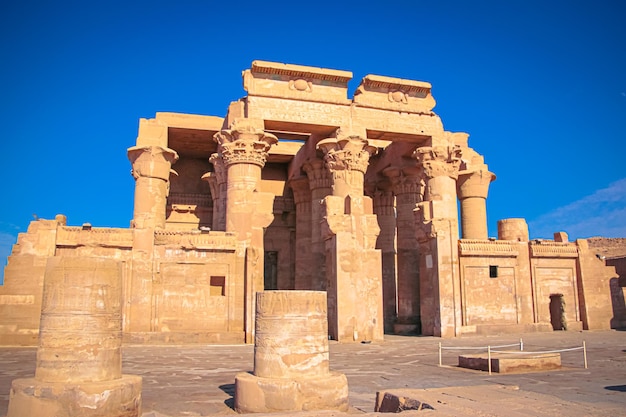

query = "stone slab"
[458, 352, 562, 373]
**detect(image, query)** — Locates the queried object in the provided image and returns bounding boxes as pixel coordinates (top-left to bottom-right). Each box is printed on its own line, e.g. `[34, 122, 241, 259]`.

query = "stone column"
[127, 145, 179, 229]
[457, 167, 495, 240]
[290, 177, 313, 290]
[202, 153, 227, 231]
[302, 158, 332, 291]
[414, 146, 462, 338]
[7, 257, 142, 417]
[384, 165, 423, 334]
[498, 218, 529, 241]
[215, 118, 277, 343]
[368, 179, 397, 334]
[317, 130, 384, 342]
[234, 291, 348, 413]
[127, 146, 177, 335]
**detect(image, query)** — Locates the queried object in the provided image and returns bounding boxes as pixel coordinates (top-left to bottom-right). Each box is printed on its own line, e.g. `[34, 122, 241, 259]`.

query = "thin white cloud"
[528, 178, 626, 239]
[0, 232, 18, 284]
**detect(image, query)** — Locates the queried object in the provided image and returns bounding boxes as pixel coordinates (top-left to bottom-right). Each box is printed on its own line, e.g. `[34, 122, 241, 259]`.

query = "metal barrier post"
[438, 342, 442, 367]
[583, 341, 588, 369]
[520, 338, 524, 351]
[488, 345, 492, 375]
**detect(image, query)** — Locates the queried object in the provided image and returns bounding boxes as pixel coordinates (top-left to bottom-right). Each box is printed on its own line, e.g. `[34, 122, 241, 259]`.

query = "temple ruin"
[1, 60, 624, 346]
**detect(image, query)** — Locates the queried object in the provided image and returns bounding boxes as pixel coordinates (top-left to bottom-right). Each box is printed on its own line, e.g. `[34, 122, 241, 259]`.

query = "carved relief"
[388, 90, 408, 104]
[414, 146, 462, 179]
[289, 78, 313, 92]
[383, 165, 424, 196]
[317, 137, 377, 174]
[214, 119, 278, 167]
[302, 158, 332, 191]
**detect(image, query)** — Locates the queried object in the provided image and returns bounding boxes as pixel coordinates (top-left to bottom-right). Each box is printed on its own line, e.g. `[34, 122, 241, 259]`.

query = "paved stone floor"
[1, 330, 625, 416]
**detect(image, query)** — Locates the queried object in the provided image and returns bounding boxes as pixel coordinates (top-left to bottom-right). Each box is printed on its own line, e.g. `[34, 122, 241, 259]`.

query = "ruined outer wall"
[0, 219, 60, 345]
[458, 237, 621, 334]
[0, 219, 246, 346]
[577, 239, 626, 330]
[132, 230, 245, 344]
[458, 240, 529, 330]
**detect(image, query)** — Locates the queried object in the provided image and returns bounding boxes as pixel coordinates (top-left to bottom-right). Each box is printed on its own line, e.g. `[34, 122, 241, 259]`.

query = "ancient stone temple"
[1, 60, 624, 345]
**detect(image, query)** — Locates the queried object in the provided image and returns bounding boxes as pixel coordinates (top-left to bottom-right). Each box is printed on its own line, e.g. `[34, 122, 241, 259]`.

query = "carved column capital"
[302, 158, 332, 191]
[127, 145, 179, 181]
[382, 165, 424, 196]
[214, 118, 277, 167]
[414, 146, 461, 179]
[457, 167, 496, 199]
[208, 153, 227, 184]
[370, 180, 395, 217]
[317, 137, 377, 174]
[289, 177, 312, 205]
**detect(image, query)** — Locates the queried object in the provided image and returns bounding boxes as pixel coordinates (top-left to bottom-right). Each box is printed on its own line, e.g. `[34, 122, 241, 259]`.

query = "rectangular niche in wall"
[489, 265, 498, 278]
[210, 276, 226, 296]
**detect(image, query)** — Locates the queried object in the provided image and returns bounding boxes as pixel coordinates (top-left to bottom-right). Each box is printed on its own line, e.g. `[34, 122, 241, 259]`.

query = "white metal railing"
[438, 339, 587, 375]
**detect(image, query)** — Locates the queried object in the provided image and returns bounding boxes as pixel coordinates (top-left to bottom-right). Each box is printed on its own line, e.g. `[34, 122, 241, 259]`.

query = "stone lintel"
[154, 112, 224, 131]
[354, 74, 436, 114]
[245, 96, 444, 145]
[243, 61, 352, 105]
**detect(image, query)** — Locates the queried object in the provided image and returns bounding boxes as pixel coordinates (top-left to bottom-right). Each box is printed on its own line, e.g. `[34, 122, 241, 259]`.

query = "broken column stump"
[234, 290, 349, 413]
[7, 257, 142, 417]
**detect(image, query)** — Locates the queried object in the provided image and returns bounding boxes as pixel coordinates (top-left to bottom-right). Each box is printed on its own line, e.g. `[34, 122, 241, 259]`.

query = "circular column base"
[234, 371, 349, 413]
[7, 375, 142, 417]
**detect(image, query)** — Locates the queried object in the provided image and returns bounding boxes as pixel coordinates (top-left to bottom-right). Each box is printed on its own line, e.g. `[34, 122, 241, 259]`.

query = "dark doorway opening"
[549, 294, 567, 331]
[264, 251, 278, 290]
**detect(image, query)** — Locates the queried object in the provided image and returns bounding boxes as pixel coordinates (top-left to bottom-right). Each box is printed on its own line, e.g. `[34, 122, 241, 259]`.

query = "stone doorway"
[549, 294, 567, 331]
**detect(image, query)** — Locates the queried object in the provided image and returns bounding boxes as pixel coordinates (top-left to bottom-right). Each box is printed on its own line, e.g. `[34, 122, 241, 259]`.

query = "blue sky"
[1, 1, 625, 282]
